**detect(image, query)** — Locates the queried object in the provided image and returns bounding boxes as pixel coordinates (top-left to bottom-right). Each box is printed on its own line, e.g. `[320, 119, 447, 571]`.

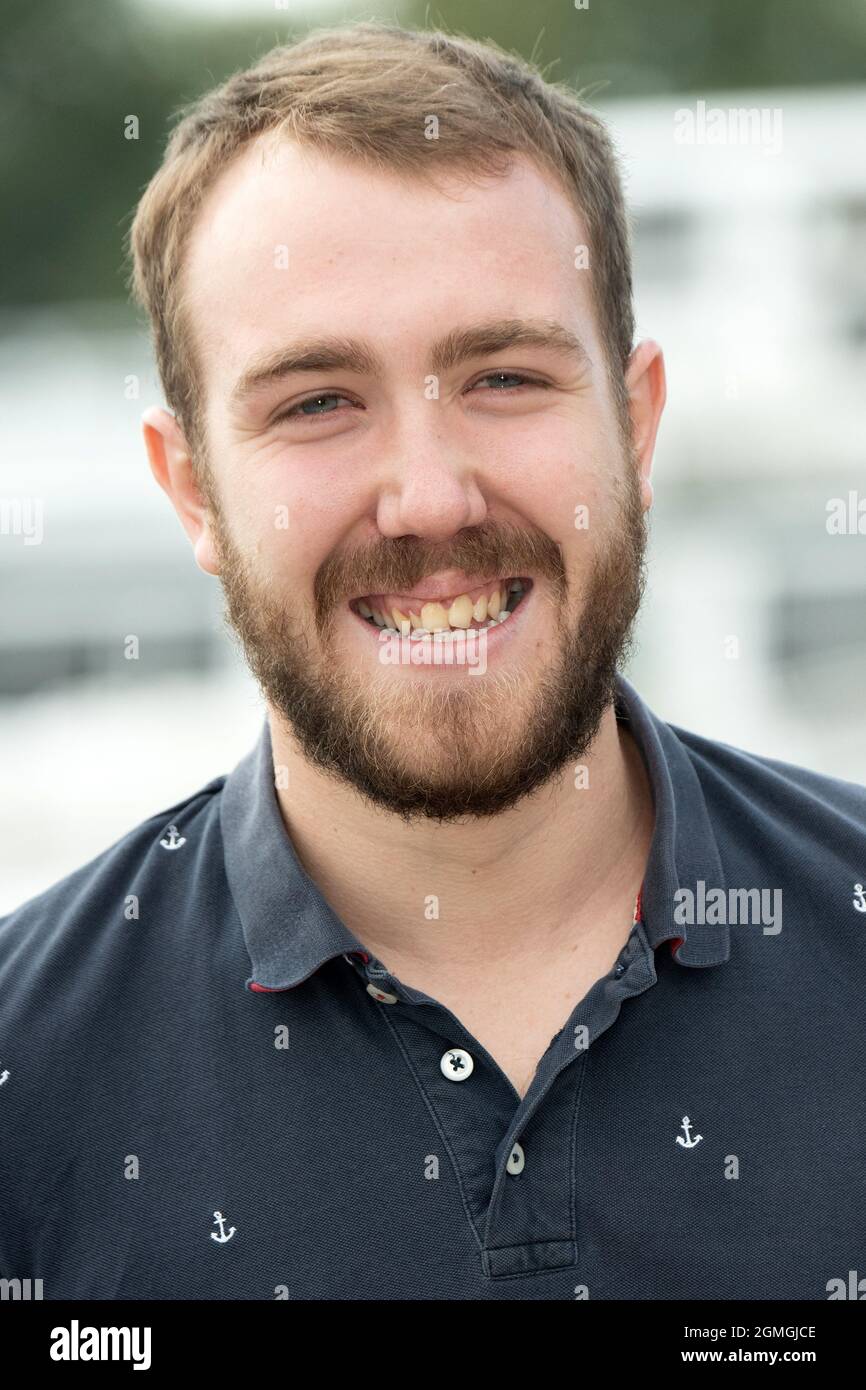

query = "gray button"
[506, 1142, 525, 1175]
[366, 982, 399, 1004]
[440, 1048, 474, 1081]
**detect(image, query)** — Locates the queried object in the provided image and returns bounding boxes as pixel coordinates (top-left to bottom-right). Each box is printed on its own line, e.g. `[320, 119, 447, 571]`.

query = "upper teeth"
[356, 580, 525, 633]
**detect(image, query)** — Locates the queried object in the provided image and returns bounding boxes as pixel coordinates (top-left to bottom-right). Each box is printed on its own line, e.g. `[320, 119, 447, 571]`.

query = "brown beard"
[205, 461, 647, 823]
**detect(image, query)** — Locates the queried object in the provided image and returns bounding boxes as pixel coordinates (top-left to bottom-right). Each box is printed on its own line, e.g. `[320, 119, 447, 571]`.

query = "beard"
[205, 457, 647, 824]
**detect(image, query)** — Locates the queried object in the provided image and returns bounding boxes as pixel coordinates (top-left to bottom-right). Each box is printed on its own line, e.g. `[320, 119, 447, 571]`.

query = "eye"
[467, 371, 549, 395]
[272, 392, 359, 424]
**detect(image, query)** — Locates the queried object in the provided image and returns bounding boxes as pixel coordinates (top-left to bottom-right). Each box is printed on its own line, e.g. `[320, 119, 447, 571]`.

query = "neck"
[266, 697, 655, 974]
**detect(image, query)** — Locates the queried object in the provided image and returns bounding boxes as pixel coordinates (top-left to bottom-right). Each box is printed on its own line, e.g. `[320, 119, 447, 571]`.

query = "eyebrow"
[229, 318, 590, 409]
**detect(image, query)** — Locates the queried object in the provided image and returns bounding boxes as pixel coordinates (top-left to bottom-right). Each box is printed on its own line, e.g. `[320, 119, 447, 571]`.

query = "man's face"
[181, 136, 650, 821]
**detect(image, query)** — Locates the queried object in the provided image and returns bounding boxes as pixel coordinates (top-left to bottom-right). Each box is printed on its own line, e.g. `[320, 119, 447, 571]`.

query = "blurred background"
[1, 0, 865, 912]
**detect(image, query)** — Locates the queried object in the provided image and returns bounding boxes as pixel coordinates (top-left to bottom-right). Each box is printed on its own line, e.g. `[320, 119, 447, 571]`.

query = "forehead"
[182, 133, 597, 400]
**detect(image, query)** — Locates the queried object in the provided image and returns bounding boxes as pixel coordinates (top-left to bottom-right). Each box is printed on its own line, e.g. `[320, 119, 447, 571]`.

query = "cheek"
[546, 456, 623, 588]
[512, 451, 611, 558]
[567, 429, 625, 529]
[221, 446, 346, 564]
[495, 409, 614, 513]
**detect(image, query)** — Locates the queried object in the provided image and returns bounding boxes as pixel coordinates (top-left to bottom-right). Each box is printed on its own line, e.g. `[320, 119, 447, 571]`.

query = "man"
[1, 22, 864, 1302]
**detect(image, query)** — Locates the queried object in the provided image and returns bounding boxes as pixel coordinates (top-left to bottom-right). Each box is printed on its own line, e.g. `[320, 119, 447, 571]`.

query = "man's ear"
[141, 406, 220, 576]
[623, 339, 666, 512]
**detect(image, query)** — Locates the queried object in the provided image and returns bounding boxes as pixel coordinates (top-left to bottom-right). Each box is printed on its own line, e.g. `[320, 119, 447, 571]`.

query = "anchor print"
[0, 1069, 9, 1086]
[210, 1210, 236, 1243]
[853, 883, 866, 914]
[160, 824, 186, 851]
[675, 1115, 703, 1149]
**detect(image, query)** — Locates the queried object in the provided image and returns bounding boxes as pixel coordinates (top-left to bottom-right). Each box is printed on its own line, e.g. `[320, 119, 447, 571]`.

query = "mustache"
[313, 521, 567, 626]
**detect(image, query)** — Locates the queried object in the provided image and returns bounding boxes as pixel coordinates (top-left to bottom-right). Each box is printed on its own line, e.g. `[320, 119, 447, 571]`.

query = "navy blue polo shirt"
[2, 673, 865, 1300]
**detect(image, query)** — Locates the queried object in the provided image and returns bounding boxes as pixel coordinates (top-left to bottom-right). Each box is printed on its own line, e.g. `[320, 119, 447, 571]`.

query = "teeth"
[420, 601, 451, 632]
[447, 594, 473, 628]
[358, 580, 527, 632]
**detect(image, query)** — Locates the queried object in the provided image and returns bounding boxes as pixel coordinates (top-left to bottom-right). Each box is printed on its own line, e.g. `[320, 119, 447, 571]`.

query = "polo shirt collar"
[614, 674, 730, 967]
[221, 674, 730, 992]
[221, 721, 362, 991]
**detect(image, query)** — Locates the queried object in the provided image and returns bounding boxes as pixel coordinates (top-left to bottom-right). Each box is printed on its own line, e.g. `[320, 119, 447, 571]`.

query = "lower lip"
[345, 585, 533, 669]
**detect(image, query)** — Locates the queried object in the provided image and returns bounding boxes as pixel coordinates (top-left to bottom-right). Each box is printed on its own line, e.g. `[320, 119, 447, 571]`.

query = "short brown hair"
[126, 19, 635, 466]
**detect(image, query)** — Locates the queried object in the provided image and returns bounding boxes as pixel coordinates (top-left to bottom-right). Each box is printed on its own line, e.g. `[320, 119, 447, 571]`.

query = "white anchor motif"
[853, 883, 866, 914]
[676, 1115, 703, 1149]
[210, 1210, 236, 1243]
[0, 1069, 9, 1086]
[159, 824, 186, 851]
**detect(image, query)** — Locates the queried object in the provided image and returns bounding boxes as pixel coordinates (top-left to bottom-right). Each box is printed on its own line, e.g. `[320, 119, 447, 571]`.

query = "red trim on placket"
[634, 881, 679, 955]
[249, 981, 289, 993]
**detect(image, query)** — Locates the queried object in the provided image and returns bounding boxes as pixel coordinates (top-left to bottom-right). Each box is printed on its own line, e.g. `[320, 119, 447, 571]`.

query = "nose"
[376, 410, 488, 542]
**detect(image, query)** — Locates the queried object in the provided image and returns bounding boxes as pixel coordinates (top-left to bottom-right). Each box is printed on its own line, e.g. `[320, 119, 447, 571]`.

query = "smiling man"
[1, 22, 865, 1303]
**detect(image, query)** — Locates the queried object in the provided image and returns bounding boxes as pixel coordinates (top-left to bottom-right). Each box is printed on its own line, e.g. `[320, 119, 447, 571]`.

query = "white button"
[440, 1048, 474, 1081]
[366, 982, 398, 1004]
[506, 1142, 525, 1175]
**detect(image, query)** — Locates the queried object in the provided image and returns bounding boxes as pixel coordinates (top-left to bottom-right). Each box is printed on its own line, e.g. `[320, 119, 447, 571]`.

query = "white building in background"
[600, 85, 866, 761]
[0, 84, 864, 908]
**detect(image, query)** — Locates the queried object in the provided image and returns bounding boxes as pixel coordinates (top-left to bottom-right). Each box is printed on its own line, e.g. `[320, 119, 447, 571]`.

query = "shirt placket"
[341, 920, 658, 1278]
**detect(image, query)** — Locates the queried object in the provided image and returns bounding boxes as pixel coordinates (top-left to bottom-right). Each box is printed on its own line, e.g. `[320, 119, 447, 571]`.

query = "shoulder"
[0, 772, 228, 1010]
[667, 716, 866, 862]
[670, 717, 866, 818]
